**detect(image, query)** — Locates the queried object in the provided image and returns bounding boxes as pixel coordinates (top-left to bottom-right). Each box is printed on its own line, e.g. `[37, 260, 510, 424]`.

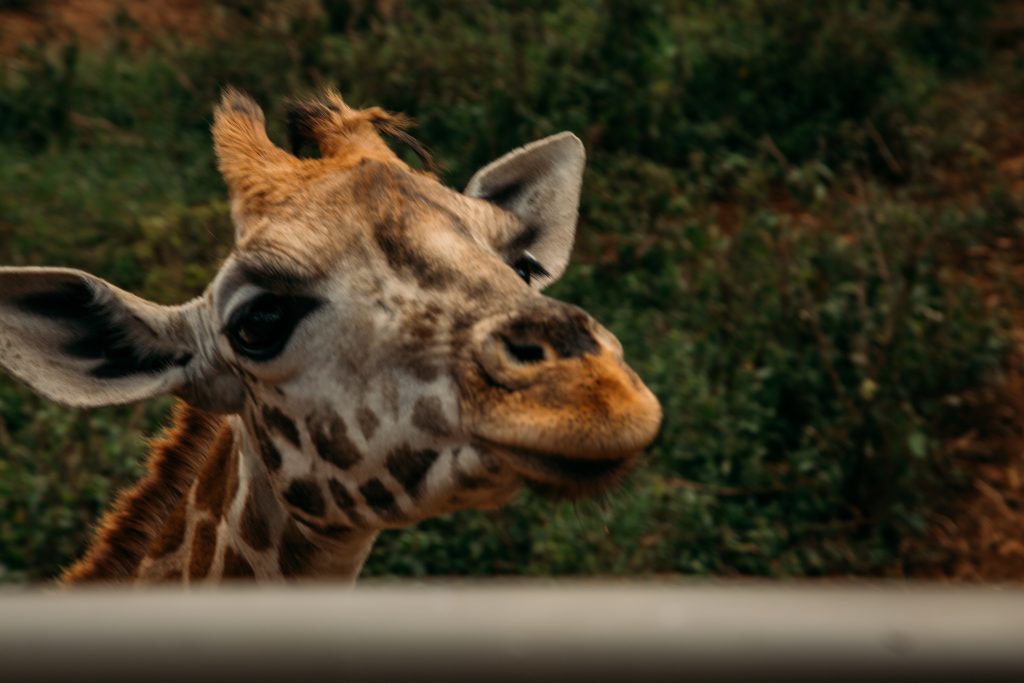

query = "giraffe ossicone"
[0, 89, 662, 584]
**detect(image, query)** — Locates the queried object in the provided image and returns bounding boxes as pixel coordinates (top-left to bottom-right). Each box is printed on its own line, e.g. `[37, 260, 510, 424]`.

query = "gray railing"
[2, 583, 1023, 682]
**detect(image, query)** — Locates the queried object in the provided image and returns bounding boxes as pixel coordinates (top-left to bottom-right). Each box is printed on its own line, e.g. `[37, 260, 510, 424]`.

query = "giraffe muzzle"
[460, 303, 662, 485]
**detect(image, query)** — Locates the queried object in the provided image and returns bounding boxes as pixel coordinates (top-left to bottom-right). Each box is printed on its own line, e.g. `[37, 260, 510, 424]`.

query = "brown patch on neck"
[356, 406, 379, 441]
[222, 546, 256, 580]
[188, 518, 219, 580]
[148, 499, 188, 560]
[61, 402, 226, 584]
[278, 520, 318, 578]
[194, 427, 238, 518]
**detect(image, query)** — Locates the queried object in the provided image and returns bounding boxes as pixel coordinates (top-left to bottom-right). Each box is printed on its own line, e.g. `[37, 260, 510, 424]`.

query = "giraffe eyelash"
[511, 251, 549, 286]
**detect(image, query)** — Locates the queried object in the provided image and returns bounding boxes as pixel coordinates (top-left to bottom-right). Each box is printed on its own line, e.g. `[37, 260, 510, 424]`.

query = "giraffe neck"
[63, 402, 377, 585]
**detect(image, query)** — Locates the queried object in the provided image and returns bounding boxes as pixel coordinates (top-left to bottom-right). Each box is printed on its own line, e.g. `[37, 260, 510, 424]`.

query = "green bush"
[0, 0, 1019, 581]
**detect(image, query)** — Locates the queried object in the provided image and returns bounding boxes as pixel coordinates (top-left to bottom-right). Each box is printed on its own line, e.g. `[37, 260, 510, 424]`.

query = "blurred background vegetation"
[2, 0, 1024, 583]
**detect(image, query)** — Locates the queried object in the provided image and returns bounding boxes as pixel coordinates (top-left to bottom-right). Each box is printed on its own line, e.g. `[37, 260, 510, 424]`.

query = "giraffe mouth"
[472, 437, 639, 499]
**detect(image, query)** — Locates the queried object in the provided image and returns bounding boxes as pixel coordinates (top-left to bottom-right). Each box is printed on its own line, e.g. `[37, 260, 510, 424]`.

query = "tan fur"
[215, 88, 432, 239]
[287, 88, 413, 166]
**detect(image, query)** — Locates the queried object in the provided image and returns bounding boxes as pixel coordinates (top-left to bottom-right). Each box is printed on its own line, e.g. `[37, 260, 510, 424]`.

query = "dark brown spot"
[359, 478, 399, 518]
[329, 479, 366, 526]
[465, 278, 494, 303]
[149, 501, 187, 559]
[382, 377, 401, 420]
[407, 358, 440, 382]
[456, 470, 488, 489]
[278, 520, 317, 578]
[298, 518, 354, 539]
[411, 396, 453, 437]
[222, 546, 256, 580]
[283, 478, 326, 517]
[403, 307, 442, 347]
[405, 315, 435, 342]
[388, 172, 472, 236]
[449, 312, 477, 360]
[158, 568, 183, 583]
[373, 207, 459, 291]
[451, 310, 477, 334]
[194, 428, 235, 517]
[188, 518, 218, 580]
[251, 421, 282, 472]
[262, 405, 300, 448]
[386, 446, 440, 499]
[479, 451, 502, 474]
[356, 407, 379, 441]
[306, 411, 362, 469]
[241, 492, 271, 551]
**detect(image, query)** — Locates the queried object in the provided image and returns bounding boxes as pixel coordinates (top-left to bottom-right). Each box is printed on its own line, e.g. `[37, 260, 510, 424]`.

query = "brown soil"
[0, 0, 210, 57]
[902, 33, 1024, 580]
[906, 365, 1024, 580]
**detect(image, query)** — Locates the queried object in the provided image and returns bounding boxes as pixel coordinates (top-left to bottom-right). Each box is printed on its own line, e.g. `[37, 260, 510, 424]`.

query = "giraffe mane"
[286, 89, 436, 173]
[60, 403, 225, 584]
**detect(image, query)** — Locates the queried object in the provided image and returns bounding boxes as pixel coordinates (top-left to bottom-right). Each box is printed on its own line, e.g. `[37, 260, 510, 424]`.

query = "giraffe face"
[0, 90, 661, 538]
[208, 156, 659, 530]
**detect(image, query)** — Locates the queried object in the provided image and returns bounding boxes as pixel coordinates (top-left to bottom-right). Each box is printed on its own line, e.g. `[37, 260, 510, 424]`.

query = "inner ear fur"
[465, 132, 586, 289]
[0, 267, 237, 410]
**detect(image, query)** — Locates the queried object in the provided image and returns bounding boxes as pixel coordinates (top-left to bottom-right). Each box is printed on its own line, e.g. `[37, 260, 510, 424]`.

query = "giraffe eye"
[512, 252, 549, 286]
[226, 294, 321, 361]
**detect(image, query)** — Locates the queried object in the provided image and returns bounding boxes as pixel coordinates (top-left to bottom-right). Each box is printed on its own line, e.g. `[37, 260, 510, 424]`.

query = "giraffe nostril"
[502, 337, 548, 365]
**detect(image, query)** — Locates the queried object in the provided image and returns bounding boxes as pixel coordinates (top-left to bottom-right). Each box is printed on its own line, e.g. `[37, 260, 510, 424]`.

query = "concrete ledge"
[1, 583, 1023, 682]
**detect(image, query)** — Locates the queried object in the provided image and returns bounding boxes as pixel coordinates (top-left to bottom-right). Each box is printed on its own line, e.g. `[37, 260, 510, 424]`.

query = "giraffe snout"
[462, 303, 662, 463]
[476, 304, 608, 389]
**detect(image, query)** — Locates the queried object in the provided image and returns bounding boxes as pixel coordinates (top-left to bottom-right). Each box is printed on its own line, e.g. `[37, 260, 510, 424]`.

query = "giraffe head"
[0, 89, 661, 537]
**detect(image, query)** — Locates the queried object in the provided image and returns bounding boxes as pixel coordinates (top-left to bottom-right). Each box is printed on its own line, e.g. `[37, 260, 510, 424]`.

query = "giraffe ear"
[0, 268, 243, 411]
[465, 132, 585, 289]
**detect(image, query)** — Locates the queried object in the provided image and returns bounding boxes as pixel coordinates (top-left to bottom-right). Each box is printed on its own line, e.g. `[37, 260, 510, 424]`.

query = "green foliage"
[0, 0, 1019, 581]
[0, 385, 174, 583]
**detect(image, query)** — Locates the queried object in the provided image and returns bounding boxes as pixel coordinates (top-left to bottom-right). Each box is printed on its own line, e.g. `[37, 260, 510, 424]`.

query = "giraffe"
[0, 89, 662, 584]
